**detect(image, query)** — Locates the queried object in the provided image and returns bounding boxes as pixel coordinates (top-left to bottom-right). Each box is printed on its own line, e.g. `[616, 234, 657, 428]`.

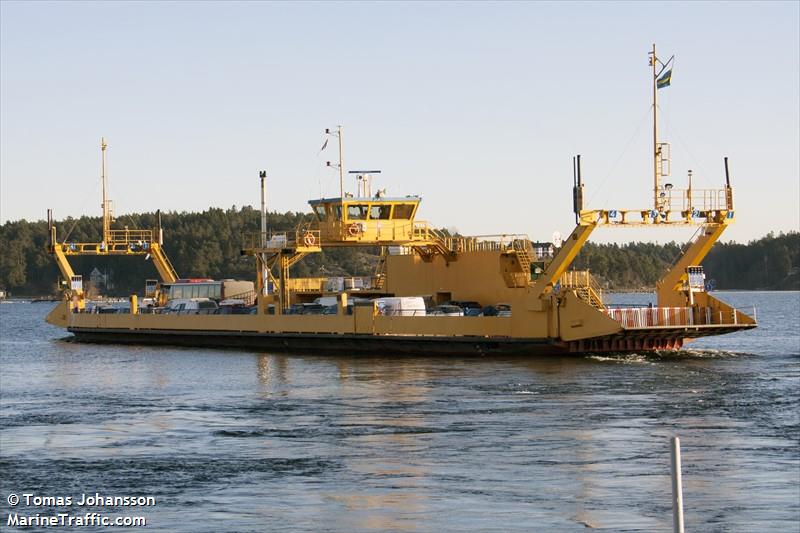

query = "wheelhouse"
[308, 196, 423, 242]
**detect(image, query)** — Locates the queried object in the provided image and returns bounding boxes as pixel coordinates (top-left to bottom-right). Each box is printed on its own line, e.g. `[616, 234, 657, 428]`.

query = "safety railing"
[287, 278, 327, 292]
[605, 305, 756, 328]
[443, 234, 531, 253]
[561, 270, 605, 308]
[607, 307, 693, 327]
[106, 229, 155, 244]
[296, 228, 321, 247]
[560, 270, 602, 292]
[242, 231, 288, 250]
[659, 188, 731, 213]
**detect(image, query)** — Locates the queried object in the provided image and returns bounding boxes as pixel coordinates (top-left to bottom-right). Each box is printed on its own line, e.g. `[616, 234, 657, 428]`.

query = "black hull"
[68, 328, 570, 356]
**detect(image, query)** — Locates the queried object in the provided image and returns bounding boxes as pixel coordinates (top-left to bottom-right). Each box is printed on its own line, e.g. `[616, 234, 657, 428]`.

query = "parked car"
[445, 300, 482, 310]
[164, 298, 218, 314]
[429, 304, 464, 316]
[482, 304, 511, 317]
[496, 303, 512, 317]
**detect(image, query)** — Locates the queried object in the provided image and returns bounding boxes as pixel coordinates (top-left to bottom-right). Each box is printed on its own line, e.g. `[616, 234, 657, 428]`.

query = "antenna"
[259, 170, 267, 247]
[100, 137, 110, 244]
[724, 157, 734, 210]
[572, 155, 584, 224]
[650, 43, 660, 211]
[349, 170, 382, 198]
[259, 170, 269, 295]
[324, 126, 345, 200]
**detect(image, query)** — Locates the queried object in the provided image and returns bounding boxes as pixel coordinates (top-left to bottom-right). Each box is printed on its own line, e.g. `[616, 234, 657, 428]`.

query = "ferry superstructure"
[45, 45, 757, 354]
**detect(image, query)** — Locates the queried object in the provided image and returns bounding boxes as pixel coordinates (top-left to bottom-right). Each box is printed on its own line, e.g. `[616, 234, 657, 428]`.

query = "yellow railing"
[295, 228, 321, 248]
[106, 229, 155, 244]
[560, 270, 602, 292]
[242, 231, 289, 250]
[560, 270, 604, 308]
[287, 278, 327, 292]
[661, 188, 731, 213]
[242, 226, 537, 258]
[443, 234, 531, 253]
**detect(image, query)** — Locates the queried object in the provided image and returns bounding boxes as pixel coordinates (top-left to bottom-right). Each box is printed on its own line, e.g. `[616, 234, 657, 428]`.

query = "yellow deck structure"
[46, 46, 756, 354]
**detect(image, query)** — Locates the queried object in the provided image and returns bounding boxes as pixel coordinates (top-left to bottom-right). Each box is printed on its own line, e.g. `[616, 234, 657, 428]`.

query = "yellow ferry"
[45, 45, 757, 354]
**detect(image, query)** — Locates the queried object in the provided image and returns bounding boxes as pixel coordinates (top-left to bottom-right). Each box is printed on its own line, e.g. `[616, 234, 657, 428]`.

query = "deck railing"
[106, 229, 155, 244]
[287, 278, 327, 292]
[561, 270, 605, 309]
[443, 234, 531, 253]
[661, 188, 731, 213]
[606, 305, 756, 328]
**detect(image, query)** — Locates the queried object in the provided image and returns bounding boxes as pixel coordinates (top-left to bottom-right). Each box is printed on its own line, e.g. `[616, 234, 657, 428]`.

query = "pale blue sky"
[1, 1, 798, 244]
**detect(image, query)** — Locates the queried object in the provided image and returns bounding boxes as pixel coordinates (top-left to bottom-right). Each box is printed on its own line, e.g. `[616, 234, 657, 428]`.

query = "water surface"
[1, 291, 798, 531]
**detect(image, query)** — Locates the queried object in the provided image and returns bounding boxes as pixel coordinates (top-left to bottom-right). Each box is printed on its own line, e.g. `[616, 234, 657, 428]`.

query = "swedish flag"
[657, 69, 672, 89]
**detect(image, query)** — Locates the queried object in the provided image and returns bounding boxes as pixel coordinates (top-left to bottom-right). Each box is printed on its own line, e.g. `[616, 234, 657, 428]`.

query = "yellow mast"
[650, 43, 661, 212]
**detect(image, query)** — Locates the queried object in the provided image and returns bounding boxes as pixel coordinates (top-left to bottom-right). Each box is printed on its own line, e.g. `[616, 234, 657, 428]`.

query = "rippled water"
[1, 292, 798, 532]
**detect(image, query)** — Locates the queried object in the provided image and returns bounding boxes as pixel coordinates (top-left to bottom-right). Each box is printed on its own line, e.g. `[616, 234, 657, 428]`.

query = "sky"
[1, 1, 798, 244]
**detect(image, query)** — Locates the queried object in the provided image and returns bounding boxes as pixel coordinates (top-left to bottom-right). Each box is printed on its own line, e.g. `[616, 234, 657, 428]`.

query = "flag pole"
[651, 43, 661, 213]
[337, 125, 344, 200]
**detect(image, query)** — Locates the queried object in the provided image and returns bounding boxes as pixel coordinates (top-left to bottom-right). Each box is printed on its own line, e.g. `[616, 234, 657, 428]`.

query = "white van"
[374, 297, 427, 317]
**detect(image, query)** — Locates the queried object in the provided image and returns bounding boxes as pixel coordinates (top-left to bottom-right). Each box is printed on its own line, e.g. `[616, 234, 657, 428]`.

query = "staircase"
[511, 239, 533, 276]
[560, 270, 605, 309]
[575, 286, 604, 309]
[413, 227, 457, 262]
[373, 253, 387, 290]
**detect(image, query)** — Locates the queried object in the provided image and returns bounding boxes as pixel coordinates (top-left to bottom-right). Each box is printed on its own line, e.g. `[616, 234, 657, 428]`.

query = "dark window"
[392, 204, 415, 219]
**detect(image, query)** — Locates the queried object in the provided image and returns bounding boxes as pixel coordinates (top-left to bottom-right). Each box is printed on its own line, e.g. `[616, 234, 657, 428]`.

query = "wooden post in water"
[671, 436, 685, 533]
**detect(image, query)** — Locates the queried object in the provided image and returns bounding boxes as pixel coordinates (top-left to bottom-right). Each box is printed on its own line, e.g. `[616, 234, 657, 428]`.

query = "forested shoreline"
[1, 207, 797, 296]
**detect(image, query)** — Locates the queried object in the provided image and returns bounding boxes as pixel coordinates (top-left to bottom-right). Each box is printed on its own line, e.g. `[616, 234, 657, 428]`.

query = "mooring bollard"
[671, 436, 685, 533]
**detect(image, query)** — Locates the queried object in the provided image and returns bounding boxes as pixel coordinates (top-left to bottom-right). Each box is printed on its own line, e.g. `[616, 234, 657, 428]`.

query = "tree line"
[0, 207, 797, 296]
[572, 233, 799, 291]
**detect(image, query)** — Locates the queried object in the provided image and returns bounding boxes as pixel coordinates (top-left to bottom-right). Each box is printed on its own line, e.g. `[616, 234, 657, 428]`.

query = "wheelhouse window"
[313, 205, 327, 221]
[392, 204, 415, 219]
[347, 204, 368, 220]
[370, 205, 391, 220]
